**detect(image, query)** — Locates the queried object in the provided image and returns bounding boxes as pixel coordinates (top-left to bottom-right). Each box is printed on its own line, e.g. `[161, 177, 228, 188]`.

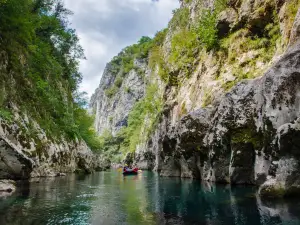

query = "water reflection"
[0, 171, 300, 225]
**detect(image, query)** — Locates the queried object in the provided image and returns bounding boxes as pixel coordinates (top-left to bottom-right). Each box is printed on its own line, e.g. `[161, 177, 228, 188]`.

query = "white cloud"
[64, 0, 179, 97]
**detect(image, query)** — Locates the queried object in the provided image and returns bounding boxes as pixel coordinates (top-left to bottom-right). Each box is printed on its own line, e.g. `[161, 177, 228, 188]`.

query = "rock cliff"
[92, 0, 300, 197]
[90, 59, 147, 135]
[0, 1, 105, 181]
[0, 115, 105, 179]
[138, 41, 300, 197]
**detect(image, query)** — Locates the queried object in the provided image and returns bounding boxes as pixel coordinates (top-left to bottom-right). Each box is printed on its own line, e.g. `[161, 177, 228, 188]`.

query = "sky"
[64, 0, 179, 97]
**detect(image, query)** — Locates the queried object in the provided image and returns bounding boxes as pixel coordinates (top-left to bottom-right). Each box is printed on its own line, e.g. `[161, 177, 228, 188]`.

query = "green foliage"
[169, 29, 198, 75]
[152, 29, 168, 47]
[122, 84, 163, 152]
[195, 10, 218, 50]
[0, 108, 12, 122]
[124, 86, 131, 93]
[114, 76, 123, 88]
[168, 3, 220, 77]
[169, 7, 190, 29]
[134, 66, 145, 78]
[220, 9, 282, 91]
[286, 0, 300, 17]
[285, 0, 300, 40]
[0, 0, 101, 151]
[231, 128, 263, 149]
[98, 129, 125, 163]
[109, 36, 153, 77]
[105, 86, 118, 98]
[180, 102, 187, 116]
[222, 80, 236, 91]
[104, 76, 124, 98]
[214, 0, 228, 13]
[149, 29, 173, 84]
[74, 106, 101, 151]
[105, 36, 154, 97]
[122, 58, 134, 75]
[202, 89, 213, 107]
[100, 84, 163, 160]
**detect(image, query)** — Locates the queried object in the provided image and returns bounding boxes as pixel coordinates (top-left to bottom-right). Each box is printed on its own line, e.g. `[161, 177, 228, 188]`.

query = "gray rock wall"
[136, 40, 300, 197]
[133, 2, 300, 198]
[90, 60, 147, 135]
[88, 0, 300, 198]
[0, 116, 104, 179]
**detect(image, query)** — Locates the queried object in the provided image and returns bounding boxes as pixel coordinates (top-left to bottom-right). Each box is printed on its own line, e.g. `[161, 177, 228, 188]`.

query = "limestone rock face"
[89, 0, 300, 198]
[289, 7, 300, 47]
[133, 5, 300, 198]
[0, 137, 33, 179]
[0, 117, 104, 179]
[90, 60, 146, 135]
[143, 42, 300, 196]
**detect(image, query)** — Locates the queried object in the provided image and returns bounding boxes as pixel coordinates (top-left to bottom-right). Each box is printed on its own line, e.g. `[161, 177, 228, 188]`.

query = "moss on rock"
[231, 127, 263, 149]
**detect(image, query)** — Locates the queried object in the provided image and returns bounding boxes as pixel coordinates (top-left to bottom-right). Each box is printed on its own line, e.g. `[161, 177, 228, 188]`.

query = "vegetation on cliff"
[94, 0, 300, 163]
[0, 0, 100, 150]
[104, 36, 154, 98]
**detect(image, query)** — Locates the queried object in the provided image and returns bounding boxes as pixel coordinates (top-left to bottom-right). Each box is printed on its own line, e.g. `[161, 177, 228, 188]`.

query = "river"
[0, 170, 300, 225]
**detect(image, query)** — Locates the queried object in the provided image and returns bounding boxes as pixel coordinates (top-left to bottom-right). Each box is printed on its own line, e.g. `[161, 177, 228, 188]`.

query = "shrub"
[169, 29, 198, 75]
[0, 108, 12, 122]
[108, 36, 153, 77]
[150, 46, 169, 81]
[152, 29, 168, 47]
[134, 66, 145, 78]
[167, 5, 220, 78]
[74, 107, 102, 151]
[202, 89, 213, 107]
[214, 0, 228, 13]
[114, 76, 123, 88]
[180, 102, 188, 116]
[196, 10, 218, 50]
[105, 86, 118, 98]
[124, 86, 131, 93]
[285, 0, 300, 40]
[122, 57, 134, 75]
[169, 7, 190, 29]
[0, 0, 106, 148]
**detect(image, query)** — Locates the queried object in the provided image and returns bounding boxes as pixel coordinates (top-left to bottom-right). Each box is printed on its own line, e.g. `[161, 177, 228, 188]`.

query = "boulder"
[0, 137, 34, 179]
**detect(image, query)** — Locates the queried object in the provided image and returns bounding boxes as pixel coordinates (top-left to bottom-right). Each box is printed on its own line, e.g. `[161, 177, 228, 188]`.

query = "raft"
[123, 167, 138, 175]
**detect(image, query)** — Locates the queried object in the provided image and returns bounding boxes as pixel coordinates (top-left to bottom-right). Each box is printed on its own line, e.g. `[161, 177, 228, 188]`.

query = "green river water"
[0, 170, 300, 225]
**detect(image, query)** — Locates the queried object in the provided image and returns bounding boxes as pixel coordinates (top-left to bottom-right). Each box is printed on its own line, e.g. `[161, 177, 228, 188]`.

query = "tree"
[0, 0, 100, 151]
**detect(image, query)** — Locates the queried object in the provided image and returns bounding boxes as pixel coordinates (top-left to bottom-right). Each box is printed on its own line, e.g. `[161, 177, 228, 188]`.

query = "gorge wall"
[0, 0, 105, 181]
[90, 59, 147, 136]
[92, 0, 300, 197]
[0, 54, 105, 179]
[0, 117, 104, 180]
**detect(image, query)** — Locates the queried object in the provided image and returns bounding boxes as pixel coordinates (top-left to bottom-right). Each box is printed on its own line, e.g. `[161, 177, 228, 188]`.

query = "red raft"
[123, 167, 138, 175]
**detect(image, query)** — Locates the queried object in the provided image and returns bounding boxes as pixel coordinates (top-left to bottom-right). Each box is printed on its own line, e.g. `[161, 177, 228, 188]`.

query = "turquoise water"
[0, 171, 300, 225]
